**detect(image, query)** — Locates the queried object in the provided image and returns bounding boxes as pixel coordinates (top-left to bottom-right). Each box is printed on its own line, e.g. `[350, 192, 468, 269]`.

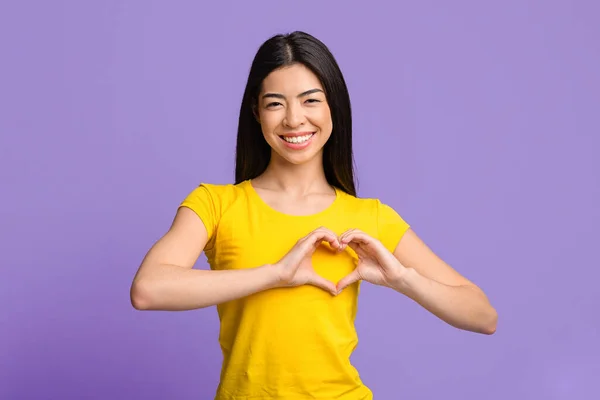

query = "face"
[255, 63, 333, 165]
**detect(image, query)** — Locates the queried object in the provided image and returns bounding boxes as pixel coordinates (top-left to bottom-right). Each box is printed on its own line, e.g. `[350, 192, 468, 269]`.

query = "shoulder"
[182, 181, 247, 206]
[178, 181, 249, 240]
[336, 189, 397, 216]
[337, 190, 410, 251]
[179, 180, 250, 221]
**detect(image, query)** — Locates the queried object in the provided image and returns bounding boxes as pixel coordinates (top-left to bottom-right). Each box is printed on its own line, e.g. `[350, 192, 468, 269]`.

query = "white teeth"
[283, 134, 313, 144]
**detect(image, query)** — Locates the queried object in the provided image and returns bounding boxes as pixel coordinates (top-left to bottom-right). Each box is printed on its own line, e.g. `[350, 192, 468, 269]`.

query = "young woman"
[130, 31, 497, 400]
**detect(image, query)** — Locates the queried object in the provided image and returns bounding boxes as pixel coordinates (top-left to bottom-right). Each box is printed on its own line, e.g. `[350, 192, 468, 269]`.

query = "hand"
[336, 229, 407, 292]
[274, 227, 341, 295]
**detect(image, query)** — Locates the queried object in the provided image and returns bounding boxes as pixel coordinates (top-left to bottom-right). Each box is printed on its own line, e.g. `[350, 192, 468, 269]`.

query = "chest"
[252, 188, 337, 216]
[205, 209, 378, 285]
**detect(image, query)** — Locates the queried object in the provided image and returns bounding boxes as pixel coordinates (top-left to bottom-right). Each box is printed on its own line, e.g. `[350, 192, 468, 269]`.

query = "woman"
[130, 31, 497, 400]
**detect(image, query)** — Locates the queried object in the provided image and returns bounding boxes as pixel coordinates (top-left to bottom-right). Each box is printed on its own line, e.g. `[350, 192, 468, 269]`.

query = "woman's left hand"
[336, 229, 408, 293]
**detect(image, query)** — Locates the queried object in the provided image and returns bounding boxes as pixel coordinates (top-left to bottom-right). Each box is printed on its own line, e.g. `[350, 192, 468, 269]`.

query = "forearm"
[393, 268, 497, 334]
[131, 264, 279, 311]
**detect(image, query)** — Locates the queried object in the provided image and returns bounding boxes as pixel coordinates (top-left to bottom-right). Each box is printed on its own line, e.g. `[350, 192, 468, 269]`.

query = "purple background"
[2, 1, 598, 399]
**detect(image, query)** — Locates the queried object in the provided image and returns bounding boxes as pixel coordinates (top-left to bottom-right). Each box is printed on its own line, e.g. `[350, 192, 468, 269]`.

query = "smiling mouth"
[279, 132, 315, 144]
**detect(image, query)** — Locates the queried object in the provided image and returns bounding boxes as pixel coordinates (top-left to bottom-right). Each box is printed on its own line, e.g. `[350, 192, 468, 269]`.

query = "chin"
[281, 153, 319, 166]
[272, 148, 324, 166]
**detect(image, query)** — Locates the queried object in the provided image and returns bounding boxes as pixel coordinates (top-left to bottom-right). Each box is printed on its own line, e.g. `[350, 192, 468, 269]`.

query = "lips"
[278, 132, 316, 149]
[279, 131, 315, 138]
[279, 132, 315, 144]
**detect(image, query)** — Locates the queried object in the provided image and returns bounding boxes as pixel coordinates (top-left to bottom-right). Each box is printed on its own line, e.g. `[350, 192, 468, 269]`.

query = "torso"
[179, 180, 408, 399]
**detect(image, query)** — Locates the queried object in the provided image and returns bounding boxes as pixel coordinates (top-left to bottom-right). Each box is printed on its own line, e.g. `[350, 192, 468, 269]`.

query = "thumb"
[308, 273, 338, 296]
[336, 270, 361, 293]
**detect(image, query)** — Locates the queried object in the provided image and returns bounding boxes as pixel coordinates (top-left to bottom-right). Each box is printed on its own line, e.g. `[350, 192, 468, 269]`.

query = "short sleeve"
[179, 184, 219, 245]
[377, 200, 410, 253]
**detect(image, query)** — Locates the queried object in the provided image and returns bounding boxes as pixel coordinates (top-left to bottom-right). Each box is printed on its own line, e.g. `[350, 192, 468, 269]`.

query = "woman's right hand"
[274, 227, 341, 296]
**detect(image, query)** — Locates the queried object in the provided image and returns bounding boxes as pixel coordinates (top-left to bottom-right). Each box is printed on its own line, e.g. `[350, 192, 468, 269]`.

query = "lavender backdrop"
[2, 1, 598, 399]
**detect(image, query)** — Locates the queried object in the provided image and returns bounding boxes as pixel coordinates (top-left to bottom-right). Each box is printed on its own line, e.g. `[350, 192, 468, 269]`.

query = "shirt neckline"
[242, 179, 341, 219]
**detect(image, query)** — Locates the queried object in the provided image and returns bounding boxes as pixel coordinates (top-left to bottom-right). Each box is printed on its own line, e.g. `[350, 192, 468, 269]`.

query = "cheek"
[315, 109, 333, 133]
[259, 112, 281, 134]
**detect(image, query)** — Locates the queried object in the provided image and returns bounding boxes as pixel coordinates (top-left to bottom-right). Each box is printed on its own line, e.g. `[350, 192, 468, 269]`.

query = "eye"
[266, 102, 282, 108]
[305, 98, 321, 104]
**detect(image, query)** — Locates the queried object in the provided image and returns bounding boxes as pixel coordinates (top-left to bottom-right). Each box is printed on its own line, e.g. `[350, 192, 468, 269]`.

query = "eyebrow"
[261, 88, 324, 100]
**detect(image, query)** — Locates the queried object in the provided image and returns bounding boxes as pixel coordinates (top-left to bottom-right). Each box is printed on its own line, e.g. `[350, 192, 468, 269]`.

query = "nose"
[283, 103, 305, 128]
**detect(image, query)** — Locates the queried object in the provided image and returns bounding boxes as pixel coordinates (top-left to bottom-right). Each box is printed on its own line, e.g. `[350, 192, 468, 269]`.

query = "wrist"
[390, 266, 418, 294]
[256, 264, 283, 290]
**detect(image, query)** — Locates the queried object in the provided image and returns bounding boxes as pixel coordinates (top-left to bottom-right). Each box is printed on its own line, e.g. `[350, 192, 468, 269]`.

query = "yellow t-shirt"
[179, 179, 410, 399]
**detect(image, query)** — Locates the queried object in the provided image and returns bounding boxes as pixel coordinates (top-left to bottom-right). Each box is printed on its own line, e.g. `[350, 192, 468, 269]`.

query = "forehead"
[260, 64, 324, 94]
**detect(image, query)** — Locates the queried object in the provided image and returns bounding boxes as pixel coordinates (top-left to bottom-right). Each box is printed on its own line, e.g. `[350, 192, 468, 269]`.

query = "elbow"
[464, 286, 497, 335]
[130, 280, 154, 311]
[481, 306, 498, 335]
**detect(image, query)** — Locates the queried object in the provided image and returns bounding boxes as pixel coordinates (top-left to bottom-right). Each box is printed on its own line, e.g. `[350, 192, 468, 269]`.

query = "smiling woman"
[235, 32, 355, 197]
[257, 66, 331, 158]
[129, 31, 498, 400]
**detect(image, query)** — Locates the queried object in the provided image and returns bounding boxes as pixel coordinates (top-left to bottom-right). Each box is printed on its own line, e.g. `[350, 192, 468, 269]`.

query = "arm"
[130, 206, 280, 311]
[391, 229, 498, 334]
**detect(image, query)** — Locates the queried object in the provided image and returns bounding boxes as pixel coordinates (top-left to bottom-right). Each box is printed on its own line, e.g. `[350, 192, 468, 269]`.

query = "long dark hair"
[234, 31, 357, 196]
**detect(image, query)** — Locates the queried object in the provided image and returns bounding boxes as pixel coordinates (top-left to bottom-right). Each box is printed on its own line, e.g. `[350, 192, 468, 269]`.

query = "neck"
[255, 152, 333, 196]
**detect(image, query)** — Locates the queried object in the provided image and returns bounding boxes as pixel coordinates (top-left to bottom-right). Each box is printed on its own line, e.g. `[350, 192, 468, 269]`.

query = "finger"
[308, 273, 338, 296]
[336, 269, 361, 293]
[284, 230, 337, 270]
[339, 228, 358, 238]
[337, 229, 360, 251]
[347, 241, 368, 257]
[344, 233, 391, 263]
[306, 227, 341, 249]
[298, 229, 332, 246]
[340, 231, 373, 247]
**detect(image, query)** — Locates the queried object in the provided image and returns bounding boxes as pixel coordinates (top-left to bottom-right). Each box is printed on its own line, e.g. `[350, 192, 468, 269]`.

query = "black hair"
[234, 31, 357, 196]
